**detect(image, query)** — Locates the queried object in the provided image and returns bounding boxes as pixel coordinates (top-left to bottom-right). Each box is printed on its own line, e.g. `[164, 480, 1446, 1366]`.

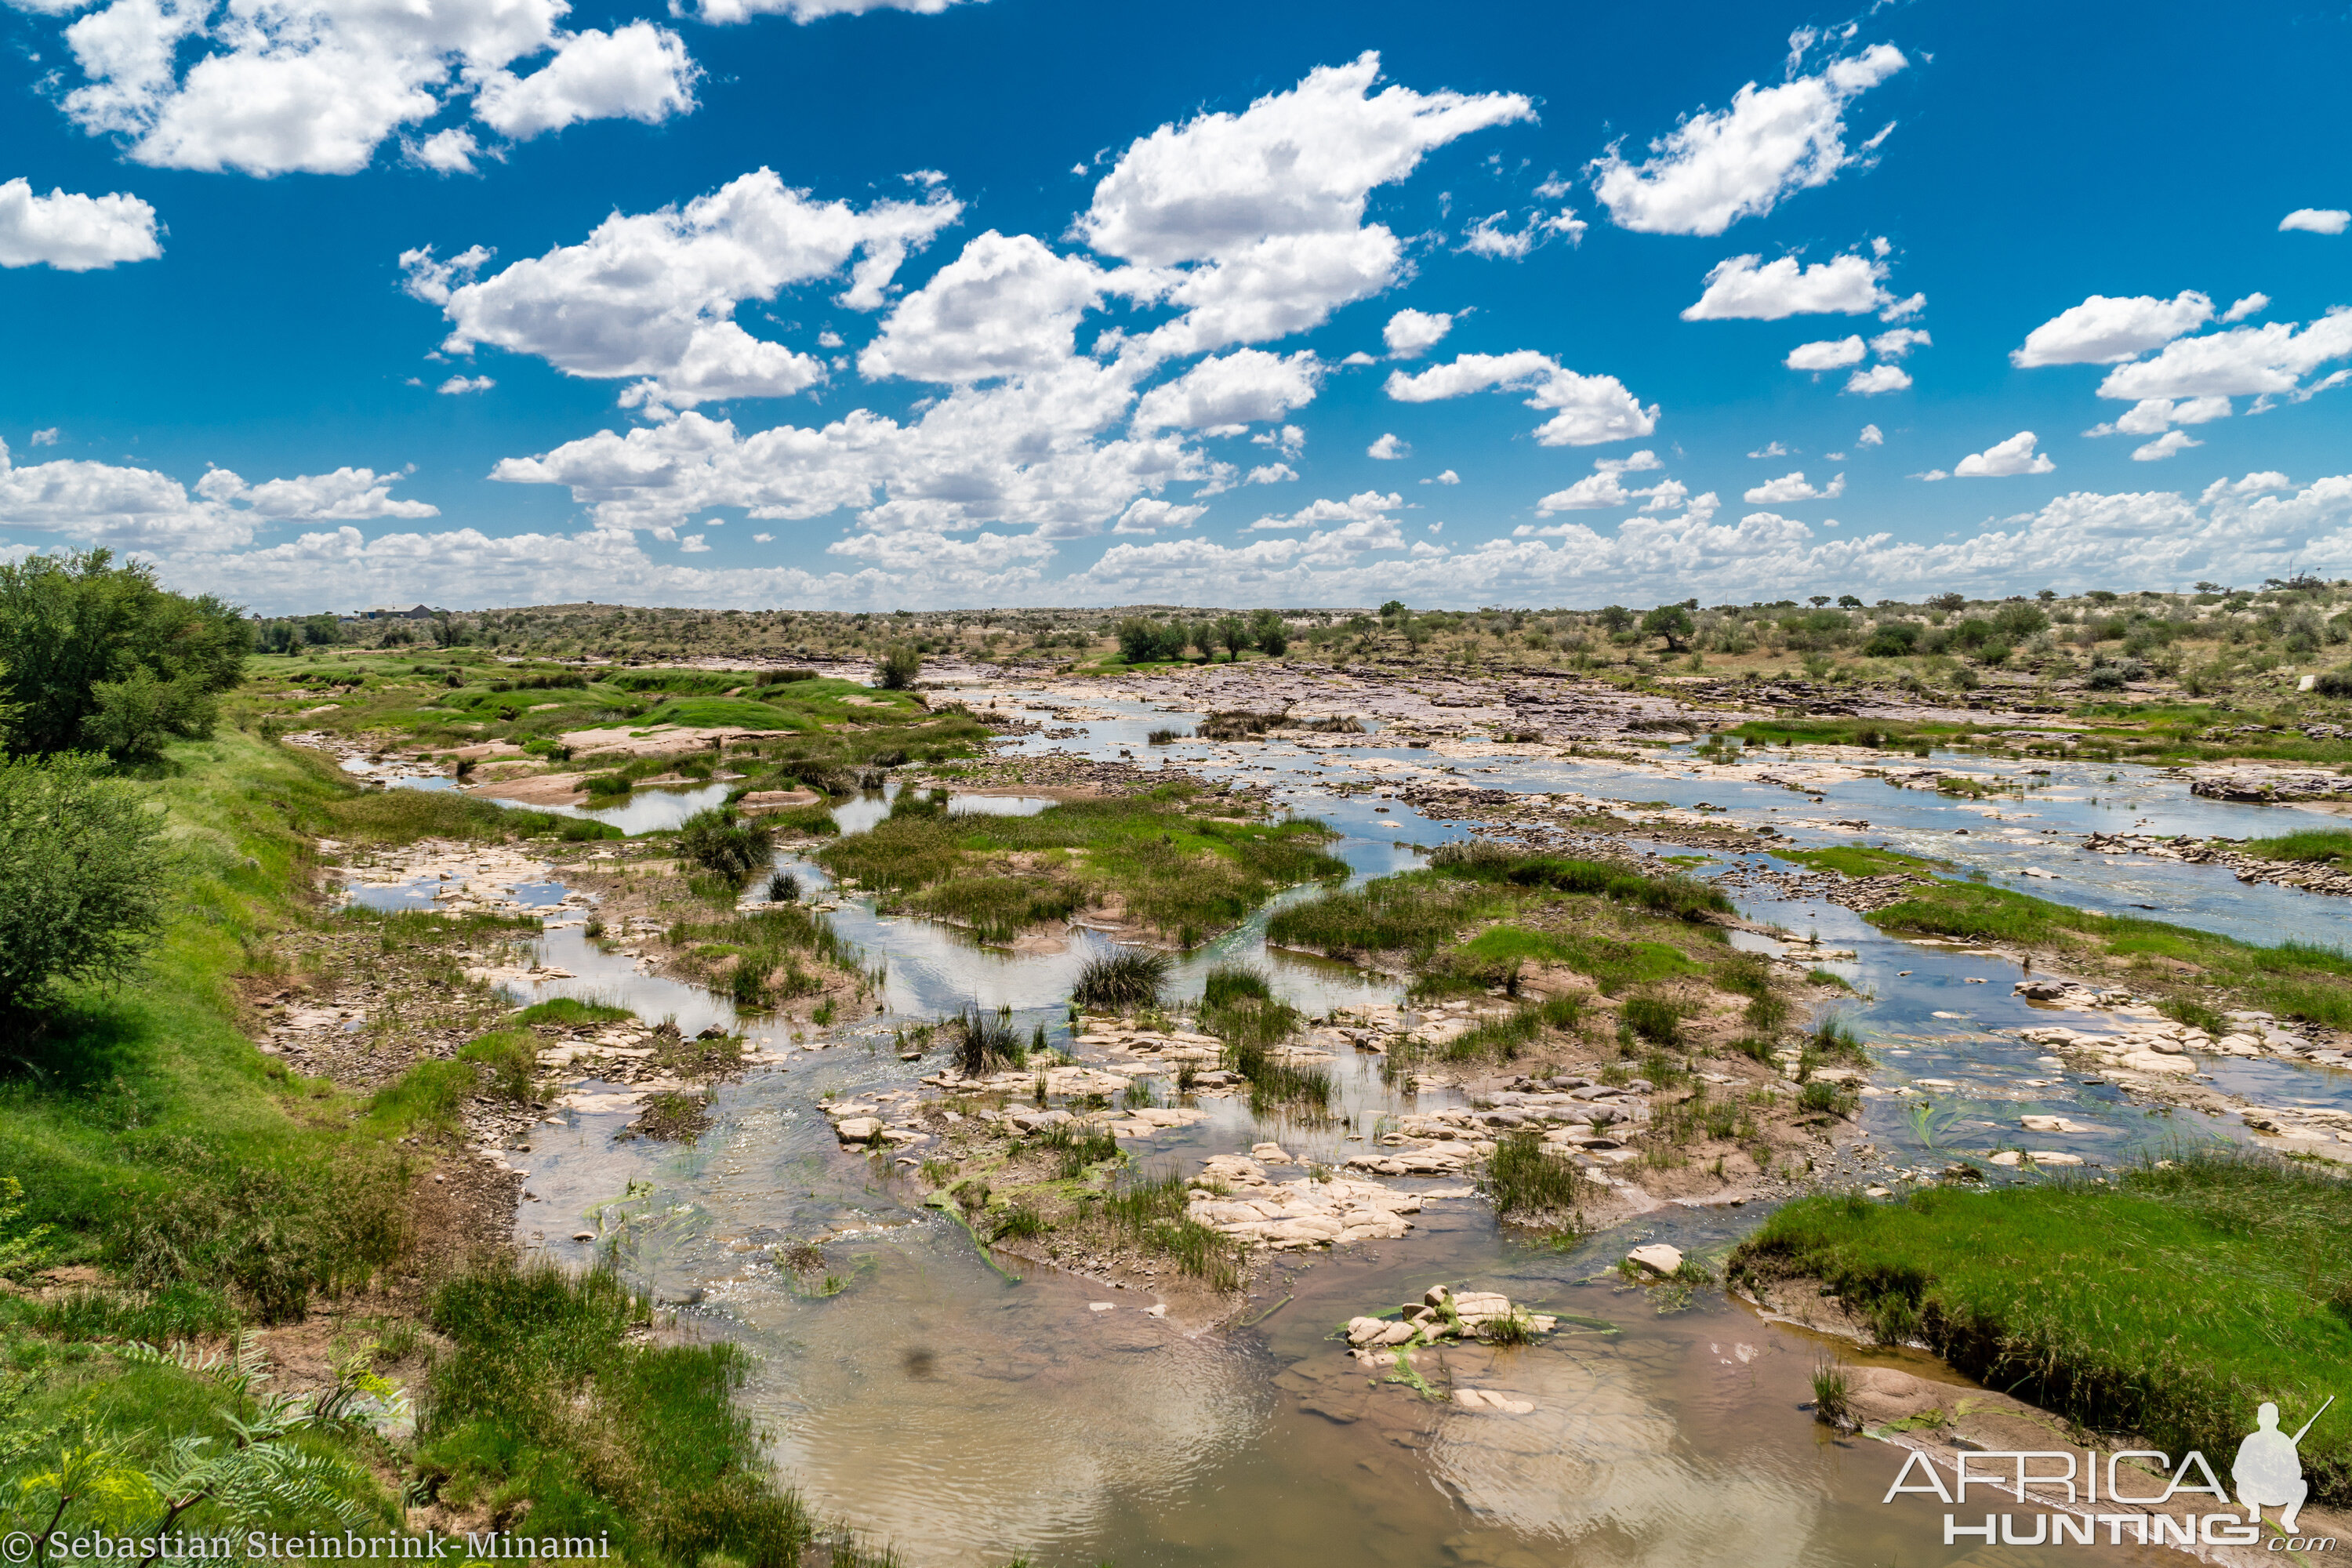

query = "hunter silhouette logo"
[2235, 1395, 2332, 1533]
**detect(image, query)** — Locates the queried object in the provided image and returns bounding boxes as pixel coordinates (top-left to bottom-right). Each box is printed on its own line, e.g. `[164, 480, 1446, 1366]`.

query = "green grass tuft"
[1733, 1149, 2352, 1502]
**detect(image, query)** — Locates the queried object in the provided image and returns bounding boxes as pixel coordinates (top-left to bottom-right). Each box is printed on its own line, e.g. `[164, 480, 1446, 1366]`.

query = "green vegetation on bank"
[0, 719, 838, 1566]
[1864, 878, 2352, 1026]
[416, 1261, 833, 1563]
[247, 646, 981, 765]
[1771, 844, 1944, 879]
[1271, 841, 1785, 1086]
[817, 785, 1345, 946]
[2234, 827, 2352, 873]
[1267, 840, 1729, 967]
[1732, 1152, 2352, 1504]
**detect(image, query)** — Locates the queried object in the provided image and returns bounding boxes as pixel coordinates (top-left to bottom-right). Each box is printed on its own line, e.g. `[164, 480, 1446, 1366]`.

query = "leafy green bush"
[1862, 622, 1921, 656]
[0, 751, 172, 1018]
[873, 643, 921, 690]
[0, 550, 249, 758]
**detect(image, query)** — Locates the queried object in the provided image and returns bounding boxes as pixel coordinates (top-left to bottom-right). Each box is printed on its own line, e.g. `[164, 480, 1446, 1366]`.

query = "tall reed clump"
[1478, 1130, 1592, 1232]
[419, 1258, 822, 1563]
[1200, 962, 1272, 1007]
[1102, 1170, 1244, 1292]
[954, 1001, 1027, 1076]
[1808, 1011, 1869, 1062]
[677, 806, 775, 885]
[1073, 948, 1170, 1011]
[1194, 963, 1327, 1111]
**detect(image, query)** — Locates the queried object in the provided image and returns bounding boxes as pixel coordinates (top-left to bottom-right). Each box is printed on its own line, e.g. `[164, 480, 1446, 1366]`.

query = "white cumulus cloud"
[1681, 249, 1897, 321]
[1588, 42, 1905, 236]
[2131, 430, 2200, 462]
[1534, 451, 1673, 513]
[1844, 364, 1911, 395]
[1246, 488, 1401, 532]
[51, 0, 699, 177]
[1458, 208, 1584, 258]
[860, 230, 1104, 384]
[1112, 497, 1206, 533]
[1131, 348, 1322, 431]
[2084, 395, 2230, 437]
[405, 129, 485, 175]
[0, 178, 162, 270]
[1384, 350, 1658, 446]
[437, 375, 494, 394]
[470, 23, 697, 141]
[2009, 291, 2212, 367]
[696, 0, 979, 26]
[1784, 336, 1864, 371]
[1943, 430, 2053, 479]
[1367, 433, 1409, 459]
[1382, 308, 1452, 358]
[196, 463, 441, 519]
[404, 169, 959, 409]
[1857, 423, 1882, 446]
[1075, 52, 1531, 361]
[1742, 470, 1843, 503]
[2095, 311, 2352, 401]
[2278, 209, 2349, 235]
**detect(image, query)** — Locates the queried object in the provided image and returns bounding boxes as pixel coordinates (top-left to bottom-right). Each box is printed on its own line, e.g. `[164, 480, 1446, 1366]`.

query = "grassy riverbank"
[1862, 878, 2352, 1026]
[1732, 1151, 2352, 1504]
[2235, 826, 2352, 873]
[0, 726, 836, 1565]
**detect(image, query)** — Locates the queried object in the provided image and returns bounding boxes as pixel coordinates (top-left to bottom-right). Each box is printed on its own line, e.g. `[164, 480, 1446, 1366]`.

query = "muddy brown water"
[407, 698, 2347, 1566]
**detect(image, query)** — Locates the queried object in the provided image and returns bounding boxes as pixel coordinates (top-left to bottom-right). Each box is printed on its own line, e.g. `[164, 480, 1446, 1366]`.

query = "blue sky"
[2, 0, 2348, 613]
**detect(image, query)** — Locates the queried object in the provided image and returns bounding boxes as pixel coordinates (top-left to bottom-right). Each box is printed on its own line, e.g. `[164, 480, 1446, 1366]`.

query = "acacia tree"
[1215, 614, 1251, 660]
[1641, 604, 1695, 652]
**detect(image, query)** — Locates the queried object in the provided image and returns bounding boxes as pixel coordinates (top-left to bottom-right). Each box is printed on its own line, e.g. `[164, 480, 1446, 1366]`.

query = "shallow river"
[372, 695, 2350, 1566]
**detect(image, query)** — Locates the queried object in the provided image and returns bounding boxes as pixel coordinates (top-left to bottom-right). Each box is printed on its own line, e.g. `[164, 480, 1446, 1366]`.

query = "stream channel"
[350, 697, 2352, 1567]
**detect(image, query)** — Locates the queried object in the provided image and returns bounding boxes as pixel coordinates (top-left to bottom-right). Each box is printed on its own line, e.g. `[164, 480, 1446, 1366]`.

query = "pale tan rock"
[1625, 1243, 1684, 1276]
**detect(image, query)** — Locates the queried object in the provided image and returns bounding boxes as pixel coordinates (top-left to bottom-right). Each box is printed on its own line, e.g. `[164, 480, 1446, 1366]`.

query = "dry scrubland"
[274, 578, 2352, 758]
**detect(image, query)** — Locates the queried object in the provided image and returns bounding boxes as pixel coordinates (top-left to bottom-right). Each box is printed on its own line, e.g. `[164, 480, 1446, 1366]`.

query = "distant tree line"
[1116, 609, 1291, 663]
